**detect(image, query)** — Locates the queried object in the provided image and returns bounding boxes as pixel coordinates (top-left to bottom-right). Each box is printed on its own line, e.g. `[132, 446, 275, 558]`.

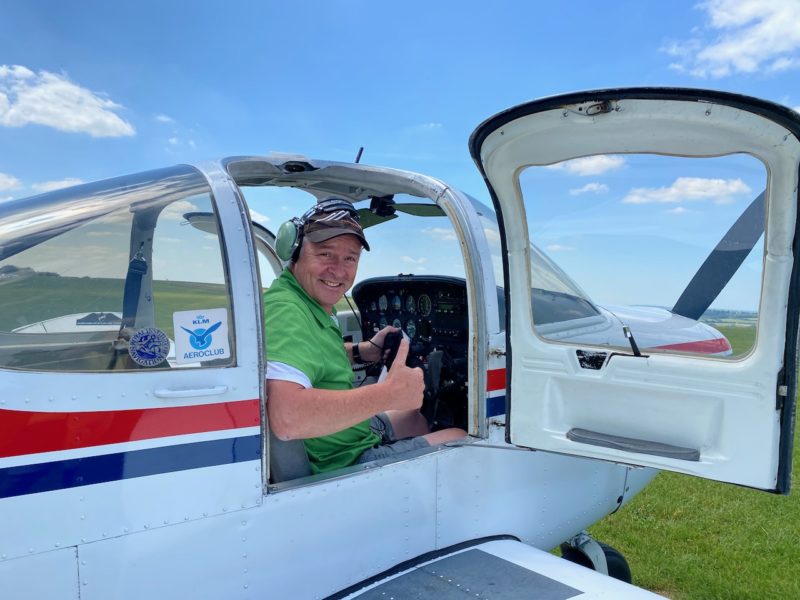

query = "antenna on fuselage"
[355, 147, 364, 164]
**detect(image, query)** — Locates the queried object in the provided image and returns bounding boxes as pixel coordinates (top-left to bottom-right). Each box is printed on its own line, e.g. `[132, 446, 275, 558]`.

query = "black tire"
[559, 543, 594, 569]
[598, 542, 632, 584]
[559, 542, 632, 584]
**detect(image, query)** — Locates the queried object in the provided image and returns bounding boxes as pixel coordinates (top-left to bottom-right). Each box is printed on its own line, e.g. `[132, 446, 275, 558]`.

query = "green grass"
[0, 273, 230, 336]
[590, 437, 799, 599]
[588, 324, 799, 599]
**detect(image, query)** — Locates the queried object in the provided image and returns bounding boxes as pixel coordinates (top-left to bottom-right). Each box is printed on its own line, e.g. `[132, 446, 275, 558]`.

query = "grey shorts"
[355, 413, 430, 464]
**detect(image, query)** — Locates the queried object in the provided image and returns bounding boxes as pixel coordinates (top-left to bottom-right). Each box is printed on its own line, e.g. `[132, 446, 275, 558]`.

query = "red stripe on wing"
[652, 338, 732, 354]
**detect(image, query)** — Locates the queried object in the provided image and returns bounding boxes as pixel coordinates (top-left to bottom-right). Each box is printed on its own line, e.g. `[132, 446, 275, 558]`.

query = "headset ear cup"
[275, 219, 301, 262]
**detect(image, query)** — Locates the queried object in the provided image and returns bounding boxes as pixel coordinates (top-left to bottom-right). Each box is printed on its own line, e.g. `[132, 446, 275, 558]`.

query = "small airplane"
[0, 87, 797, 599]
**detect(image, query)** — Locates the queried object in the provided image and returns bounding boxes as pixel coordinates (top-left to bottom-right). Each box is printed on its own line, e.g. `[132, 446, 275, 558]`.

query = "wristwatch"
[351, 341, 362, 363]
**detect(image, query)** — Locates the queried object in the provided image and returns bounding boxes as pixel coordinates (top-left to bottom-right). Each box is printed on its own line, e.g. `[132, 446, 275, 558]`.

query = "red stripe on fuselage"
[652, 338, 731, 354]
[487, 368, 506, 392]
[0, 399, 260, 458]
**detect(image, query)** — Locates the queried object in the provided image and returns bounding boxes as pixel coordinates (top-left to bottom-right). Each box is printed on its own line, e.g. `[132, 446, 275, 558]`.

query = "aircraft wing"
[335, 539, 663, 599]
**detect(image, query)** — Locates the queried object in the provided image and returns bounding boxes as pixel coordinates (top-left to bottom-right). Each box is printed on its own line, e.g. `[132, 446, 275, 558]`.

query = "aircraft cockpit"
[351, 275, 470, 432]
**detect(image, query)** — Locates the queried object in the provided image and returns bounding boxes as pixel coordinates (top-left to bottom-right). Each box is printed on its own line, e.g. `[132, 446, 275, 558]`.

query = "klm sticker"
[173, 308, 230, 364]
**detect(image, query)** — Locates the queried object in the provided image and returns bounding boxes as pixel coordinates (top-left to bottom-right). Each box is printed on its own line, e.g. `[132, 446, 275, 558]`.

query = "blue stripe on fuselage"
[0, 434, 261, 499]
[487, 395, 506, 418]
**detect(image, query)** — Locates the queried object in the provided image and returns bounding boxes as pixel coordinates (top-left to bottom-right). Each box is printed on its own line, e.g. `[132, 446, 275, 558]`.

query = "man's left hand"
[361, 325, 399, 363]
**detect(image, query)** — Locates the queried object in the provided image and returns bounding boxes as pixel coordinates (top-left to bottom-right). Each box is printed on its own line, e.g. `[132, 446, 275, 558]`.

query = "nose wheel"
[559, 531, 632, 584]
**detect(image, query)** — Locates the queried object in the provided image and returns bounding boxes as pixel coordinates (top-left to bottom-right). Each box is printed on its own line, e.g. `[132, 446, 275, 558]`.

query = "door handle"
[153, 385, 229, 399]
[567, 428, 700, 461]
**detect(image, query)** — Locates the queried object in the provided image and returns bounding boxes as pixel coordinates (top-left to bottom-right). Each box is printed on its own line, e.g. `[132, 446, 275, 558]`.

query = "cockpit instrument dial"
[378, 295, 388, 312]
[406, 319, 416, 338]
[392, 295, 402, 312]
[405, 295, 415, 312]
[418, 294, 432, 316]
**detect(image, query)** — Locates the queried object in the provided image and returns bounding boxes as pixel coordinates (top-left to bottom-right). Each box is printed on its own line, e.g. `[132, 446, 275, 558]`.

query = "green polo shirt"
[264, 269, 379, 473]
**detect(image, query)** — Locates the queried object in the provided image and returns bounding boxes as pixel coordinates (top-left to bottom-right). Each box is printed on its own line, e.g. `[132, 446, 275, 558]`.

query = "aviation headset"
[275, 198, 361, 262]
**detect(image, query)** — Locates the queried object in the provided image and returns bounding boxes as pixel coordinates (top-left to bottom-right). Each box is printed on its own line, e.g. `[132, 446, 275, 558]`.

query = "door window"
[520, 153, 765, 358]
[0, 166, 235, 371]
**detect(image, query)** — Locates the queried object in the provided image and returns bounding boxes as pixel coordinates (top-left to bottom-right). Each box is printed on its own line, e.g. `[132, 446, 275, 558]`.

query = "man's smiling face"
[291, 235, 361, 314]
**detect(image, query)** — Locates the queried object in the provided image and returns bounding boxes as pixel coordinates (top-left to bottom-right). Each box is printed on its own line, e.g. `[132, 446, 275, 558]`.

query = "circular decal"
[128, 327, 170, 367]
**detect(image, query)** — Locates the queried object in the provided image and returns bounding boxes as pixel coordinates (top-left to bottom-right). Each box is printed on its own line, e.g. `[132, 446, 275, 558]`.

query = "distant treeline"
[702, 308, 758, 320]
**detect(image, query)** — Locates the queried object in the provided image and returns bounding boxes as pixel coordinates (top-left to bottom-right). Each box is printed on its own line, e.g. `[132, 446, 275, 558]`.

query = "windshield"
[466, 194, 600, 326]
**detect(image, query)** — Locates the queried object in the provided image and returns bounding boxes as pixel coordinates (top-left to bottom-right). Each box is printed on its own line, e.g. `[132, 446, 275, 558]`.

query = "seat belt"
[121, 242, 147, 328]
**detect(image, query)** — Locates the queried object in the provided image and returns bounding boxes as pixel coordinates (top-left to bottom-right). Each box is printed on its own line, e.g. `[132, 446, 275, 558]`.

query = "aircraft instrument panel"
[352, 275, 468, 362]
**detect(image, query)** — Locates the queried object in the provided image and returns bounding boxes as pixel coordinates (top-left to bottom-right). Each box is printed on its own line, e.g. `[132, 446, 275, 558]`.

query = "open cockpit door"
[470, 89, 800, 492]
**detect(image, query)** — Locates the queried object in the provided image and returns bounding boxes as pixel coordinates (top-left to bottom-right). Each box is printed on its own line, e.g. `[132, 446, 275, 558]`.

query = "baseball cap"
[303, 199, 370, 251]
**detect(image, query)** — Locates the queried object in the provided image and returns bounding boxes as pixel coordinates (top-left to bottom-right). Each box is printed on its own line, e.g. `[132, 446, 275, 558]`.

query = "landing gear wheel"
[559, 540, 632, 584]
[597, 542, 632, 584]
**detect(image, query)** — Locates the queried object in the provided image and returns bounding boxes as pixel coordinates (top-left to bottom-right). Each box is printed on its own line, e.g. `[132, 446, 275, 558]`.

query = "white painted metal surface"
[0, 548, 79, 600]
[344, 539, 664, 599]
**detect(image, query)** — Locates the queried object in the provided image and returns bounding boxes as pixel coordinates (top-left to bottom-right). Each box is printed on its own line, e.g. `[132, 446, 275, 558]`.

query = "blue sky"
[1, 0, 798, 310]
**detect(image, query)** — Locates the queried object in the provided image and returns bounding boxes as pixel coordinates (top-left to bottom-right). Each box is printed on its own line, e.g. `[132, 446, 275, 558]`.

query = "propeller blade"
[672, 191, 765, 320]
[357, 204, 444, 229]
[394, 204, 446, 217]
[357, 209, 398, 229]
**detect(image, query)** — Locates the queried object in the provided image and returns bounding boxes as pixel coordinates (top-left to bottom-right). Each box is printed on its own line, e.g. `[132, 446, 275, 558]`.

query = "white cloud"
[160, 199, 198, 222]
[249, 208, 271, 225]
[165, 136, 197, 151]
[0, 195, 13, 202]
[155, 114, 174, 124]
[664, 0, 800, 78]
[794, 105, 800, 113]
[401, 256, 428, 265]
[0, 64, 134, 137]
[546, 244, 575, 252]
[31, 177, 84, 193]
[667, 206, 690, 215]
[622, 177, 751, 205]
[422, 227, 457, 241]
[570, 182, 609, 196]
[0, 172, 21, 191]
[408, 122, 443, 133]
[547, 155, 626, 176]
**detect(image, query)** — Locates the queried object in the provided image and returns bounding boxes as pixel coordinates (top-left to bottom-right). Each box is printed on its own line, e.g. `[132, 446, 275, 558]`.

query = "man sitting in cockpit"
[265, 199, 466, 474]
